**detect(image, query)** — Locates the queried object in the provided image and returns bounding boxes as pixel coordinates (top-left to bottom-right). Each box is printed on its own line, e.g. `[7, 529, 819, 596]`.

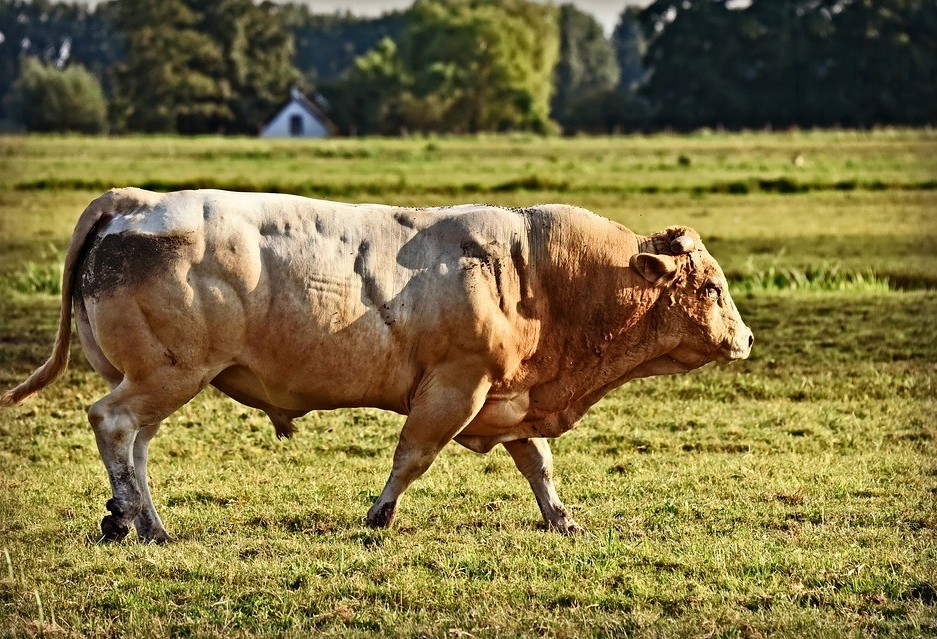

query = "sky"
[300, 1, 649, 34]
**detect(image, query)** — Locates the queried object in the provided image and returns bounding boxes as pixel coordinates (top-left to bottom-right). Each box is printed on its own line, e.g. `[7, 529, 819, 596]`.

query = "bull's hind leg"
[367, 366, 491, 529]
[503, 438, 583, 535]
[88, 371, 204, 542]
[88, 389, 144, 541]
[133, 423, 171, 543]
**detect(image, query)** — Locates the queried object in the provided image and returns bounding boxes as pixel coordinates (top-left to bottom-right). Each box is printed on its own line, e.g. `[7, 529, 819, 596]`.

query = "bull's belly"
[455, 391, 543, 453]
[211, 361, 411, 414]
[214, 360, 534, 436]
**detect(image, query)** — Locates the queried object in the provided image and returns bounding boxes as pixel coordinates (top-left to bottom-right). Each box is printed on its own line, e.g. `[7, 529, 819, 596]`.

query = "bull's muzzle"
[725, 327, 754, 360]
[717, 324, 753, 362]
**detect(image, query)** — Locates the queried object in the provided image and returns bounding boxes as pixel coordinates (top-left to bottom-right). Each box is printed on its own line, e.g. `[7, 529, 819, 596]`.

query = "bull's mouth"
[719, 340, 752, 362]
[673, 336, 752, 367]
[720, 348, 749, 362]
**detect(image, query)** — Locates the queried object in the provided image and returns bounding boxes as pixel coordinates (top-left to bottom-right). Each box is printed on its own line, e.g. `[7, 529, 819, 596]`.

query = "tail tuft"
[0, 347, 70, 407]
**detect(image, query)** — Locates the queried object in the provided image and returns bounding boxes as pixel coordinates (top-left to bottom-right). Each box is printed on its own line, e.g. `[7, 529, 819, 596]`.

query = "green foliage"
[555, 6, 651, 134]
[4, 0, 937, 134]
[334, 0, 560, 135]
[10, 58, 108, 133]
[322, 37, 409, 136]
[639, 0, 937, 129]
[114, 0, 298, 133]
[281, 5, 407, 84]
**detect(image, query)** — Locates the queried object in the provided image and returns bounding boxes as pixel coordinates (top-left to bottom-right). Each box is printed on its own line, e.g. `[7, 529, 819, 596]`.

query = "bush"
[10, 59, 108, 134]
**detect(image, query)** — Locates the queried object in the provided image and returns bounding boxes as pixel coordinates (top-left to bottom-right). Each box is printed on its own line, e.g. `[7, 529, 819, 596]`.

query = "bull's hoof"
[366, 501, 397, 529]
[100, 515, 130, 542]
[138, 529, 174, 545]
[541, 516, 585, 536]
[553, 520, 586, 536]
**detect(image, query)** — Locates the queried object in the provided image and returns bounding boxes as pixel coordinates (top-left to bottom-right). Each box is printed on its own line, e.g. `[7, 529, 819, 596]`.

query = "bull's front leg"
[367, 366, 491, 529]
[503, 437, 584, 535]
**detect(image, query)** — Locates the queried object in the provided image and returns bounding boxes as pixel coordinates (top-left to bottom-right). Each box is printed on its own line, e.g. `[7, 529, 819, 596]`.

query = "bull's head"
[630, 226, 753, 367]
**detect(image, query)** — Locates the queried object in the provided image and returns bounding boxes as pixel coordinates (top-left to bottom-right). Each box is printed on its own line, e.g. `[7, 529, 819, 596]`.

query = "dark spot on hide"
[393, 211, 416, 229]
[491, 257, 506, 312]
[460, 239, 489, 260]
[354, 241, 394, 326]
[511, 238, 534, 317]
[80, 232, 191, 300]
[461, 239, 511, 311]
[260, 221, 292, 237]
[164, 349, 178, 366]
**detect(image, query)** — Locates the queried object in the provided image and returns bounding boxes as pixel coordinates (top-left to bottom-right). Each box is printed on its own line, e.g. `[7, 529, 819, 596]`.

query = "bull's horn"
[671, 235, 695, 254]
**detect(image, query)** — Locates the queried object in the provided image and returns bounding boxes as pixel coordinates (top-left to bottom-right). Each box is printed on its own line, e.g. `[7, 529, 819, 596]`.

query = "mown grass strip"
[14, 176, 937, 198]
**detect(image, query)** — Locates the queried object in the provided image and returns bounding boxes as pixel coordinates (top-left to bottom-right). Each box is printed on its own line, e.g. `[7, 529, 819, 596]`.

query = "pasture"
[1, 131, 935, 637]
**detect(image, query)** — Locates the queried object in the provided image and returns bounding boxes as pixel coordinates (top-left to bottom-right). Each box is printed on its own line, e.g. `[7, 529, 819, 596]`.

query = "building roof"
[264, 87, 338, 136]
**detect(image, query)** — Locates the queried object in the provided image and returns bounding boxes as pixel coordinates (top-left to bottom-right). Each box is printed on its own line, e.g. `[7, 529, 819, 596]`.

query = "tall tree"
[551, 4, 619, 128]
[114, 0, 226, 132]
[115, 0, 297, 133]
[281, 6, 407, 84]
[192, 0, 298, 133]
[612, 6, 645, 92]
[396, 0, 560, 133]
[330, 0, 559, 135]
[814, 0, 937, 127]
[639, 0, 752, 129]
[322, 36, 409, 135]
[638, 0, 937, 129]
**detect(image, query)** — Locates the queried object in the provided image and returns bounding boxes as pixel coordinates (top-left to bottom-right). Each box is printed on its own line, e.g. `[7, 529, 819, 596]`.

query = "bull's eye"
[703, 282, 722, 300]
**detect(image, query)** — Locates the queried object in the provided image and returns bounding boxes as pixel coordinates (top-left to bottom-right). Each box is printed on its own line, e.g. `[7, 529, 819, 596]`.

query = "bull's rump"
[79, 190, 534, 413]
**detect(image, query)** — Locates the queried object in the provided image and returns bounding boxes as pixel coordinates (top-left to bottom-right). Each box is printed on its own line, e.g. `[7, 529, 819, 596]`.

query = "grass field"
[0, 131, 935, 637]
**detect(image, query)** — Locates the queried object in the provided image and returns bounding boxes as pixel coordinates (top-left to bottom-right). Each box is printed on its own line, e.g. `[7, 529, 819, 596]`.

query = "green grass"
[732, 262, 891, 293]
[0, 131, 935, 638]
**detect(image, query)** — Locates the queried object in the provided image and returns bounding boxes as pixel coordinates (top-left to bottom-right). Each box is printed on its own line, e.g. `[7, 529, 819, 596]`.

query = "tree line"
[1, 0, 934, 135]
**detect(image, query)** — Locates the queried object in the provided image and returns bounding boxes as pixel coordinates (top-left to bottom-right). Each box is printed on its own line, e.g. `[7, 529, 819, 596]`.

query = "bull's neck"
[522, 215, 666, 413]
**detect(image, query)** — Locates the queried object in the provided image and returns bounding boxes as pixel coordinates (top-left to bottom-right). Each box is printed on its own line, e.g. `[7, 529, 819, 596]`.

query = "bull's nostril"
[748, 334, 754, 348]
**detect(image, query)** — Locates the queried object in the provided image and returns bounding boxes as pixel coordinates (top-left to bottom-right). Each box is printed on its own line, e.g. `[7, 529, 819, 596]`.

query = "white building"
[261, 88, 336, 138]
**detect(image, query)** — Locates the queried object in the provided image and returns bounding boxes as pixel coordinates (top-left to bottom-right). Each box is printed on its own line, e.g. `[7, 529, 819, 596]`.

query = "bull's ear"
[630, 253, 677, 284]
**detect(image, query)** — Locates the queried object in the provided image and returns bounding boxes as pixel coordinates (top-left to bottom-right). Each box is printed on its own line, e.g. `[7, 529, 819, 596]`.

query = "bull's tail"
[0, 188, 148, 407]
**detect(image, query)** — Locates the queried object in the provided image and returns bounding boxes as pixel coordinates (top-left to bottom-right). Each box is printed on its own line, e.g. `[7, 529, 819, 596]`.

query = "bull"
[1, 188, 752, 541]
